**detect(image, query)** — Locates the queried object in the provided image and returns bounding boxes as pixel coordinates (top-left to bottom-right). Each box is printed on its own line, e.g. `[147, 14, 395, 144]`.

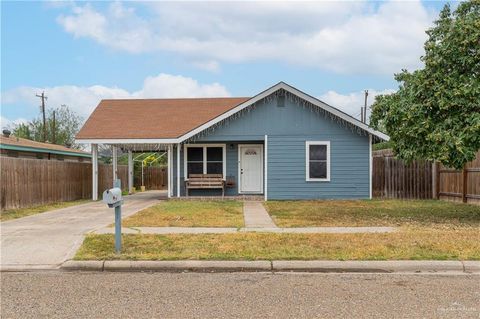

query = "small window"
[7, 151, 19, 158]
[36, 153, 44, 159]
[184, 145, 225, 179]
[306, 141, 330, 181]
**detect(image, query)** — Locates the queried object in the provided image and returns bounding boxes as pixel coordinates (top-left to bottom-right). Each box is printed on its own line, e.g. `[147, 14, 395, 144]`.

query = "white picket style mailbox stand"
[102, 179, 123, 254]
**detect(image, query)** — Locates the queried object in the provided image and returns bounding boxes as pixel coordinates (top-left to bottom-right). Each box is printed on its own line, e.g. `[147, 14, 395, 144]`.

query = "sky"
[1, 0, 454, 129]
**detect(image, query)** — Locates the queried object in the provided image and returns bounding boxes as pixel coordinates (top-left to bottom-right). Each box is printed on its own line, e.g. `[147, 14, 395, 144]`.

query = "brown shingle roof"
[76, 97, 250, 140]
[0, 135, 90, 155]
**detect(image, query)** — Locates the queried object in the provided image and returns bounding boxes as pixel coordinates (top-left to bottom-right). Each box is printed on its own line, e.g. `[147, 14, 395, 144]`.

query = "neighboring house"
[0, 131, 91, 162]
[76, 82, 388, 200]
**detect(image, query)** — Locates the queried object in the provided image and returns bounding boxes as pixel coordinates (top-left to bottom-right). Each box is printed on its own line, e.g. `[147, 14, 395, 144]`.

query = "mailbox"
[102, 187, 123, 207]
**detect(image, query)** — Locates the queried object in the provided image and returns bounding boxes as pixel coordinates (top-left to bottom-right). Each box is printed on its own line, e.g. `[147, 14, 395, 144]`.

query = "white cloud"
[320, 89, 396, 121]
[56, 1, 435, 74]
[0, 116, 28, 130]
[1, 73, 230, 119]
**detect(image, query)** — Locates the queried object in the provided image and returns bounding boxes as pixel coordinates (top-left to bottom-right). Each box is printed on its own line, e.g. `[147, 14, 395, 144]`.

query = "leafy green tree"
[12, 105, 83, 148]
[370, 1, 480, 169]
[11, 123, 32, 140]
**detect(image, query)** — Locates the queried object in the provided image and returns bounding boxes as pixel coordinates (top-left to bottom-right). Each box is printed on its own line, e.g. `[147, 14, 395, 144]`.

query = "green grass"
[264, 199, 480, 227]
[0, 199, 91, 222]
[75, 227, 480, 261]
[122, 200, 244, 228]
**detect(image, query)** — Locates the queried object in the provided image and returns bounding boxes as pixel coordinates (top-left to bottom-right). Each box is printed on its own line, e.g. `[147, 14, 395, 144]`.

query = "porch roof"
[76, 97, 249, 141]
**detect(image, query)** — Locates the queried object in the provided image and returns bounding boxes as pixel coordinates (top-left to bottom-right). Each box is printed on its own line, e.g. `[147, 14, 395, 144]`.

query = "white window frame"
[306, 141, 330, 182]
[183, 144, 226, 180]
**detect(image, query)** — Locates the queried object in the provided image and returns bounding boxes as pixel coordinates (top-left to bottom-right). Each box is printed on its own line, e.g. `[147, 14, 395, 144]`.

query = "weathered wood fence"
[373, 149, 480, 204]
[372, 150, 433, 199]
[436, 151, 480, 205]
[0, 157, 167, 210]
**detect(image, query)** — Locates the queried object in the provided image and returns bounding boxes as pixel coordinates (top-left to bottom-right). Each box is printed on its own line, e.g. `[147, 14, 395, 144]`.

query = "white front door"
[239, 145, 263, 194]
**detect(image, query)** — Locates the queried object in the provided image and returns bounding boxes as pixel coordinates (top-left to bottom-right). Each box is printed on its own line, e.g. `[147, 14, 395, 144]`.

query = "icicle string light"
[186, 89, 372, 143]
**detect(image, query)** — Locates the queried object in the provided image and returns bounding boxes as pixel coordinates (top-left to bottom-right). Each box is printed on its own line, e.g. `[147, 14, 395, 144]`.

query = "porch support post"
[128, 150, 133, 194]
[177, 143, 181, 197]
[92, 144, 98, 201]
[112, 145, 118, 183]
[167, 145, 172, 198]
[369, 134, 372, 199]
[264, 135, 268, 201]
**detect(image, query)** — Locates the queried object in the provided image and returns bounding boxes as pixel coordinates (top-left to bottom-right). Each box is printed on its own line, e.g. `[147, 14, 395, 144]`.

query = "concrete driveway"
[1, 191, 165, 270]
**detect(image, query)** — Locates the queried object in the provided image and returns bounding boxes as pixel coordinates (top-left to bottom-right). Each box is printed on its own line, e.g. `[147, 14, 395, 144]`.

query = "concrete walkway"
[243, 201, 277, 228]
[94, 226, 397, 235]
[1, 191, 165, 270]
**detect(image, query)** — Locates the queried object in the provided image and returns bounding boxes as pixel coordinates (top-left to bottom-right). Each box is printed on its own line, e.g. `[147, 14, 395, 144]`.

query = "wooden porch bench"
[185, 174, 225, 198]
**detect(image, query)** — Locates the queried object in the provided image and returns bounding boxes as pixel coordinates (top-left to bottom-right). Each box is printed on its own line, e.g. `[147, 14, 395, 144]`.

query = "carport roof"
[76, 97, 250, 140]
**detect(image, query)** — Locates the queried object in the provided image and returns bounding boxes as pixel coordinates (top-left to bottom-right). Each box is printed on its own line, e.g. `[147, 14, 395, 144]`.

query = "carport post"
[92, 144, 98, 201]
[128, 150, 133, 194]
[177, 144, 180, 197]
[167, 145, 172, 198]
[112, 145, 118, 182]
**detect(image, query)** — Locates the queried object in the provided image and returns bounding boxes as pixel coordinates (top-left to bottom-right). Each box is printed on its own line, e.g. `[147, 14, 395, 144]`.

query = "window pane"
[309, 162, 327, 179]
[207, 163, 223, 174]
[207, 147, 223, 162]
[309, 145, 326, 161]
[187, 163, 203, 176]
[187, 147, 203, 162]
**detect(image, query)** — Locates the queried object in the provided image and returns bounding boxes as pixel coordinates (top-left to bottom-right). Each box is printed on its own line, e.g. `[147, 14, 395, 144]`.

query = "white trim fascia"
[75, 138, 179, 144]
[183, 144, 227, 180]
[264, 135, 268, 201]
[238, 144, 264, 194]
[177, 82, 389, 142]
[369, 134, 373, 199]
[306, 141, 331, 182]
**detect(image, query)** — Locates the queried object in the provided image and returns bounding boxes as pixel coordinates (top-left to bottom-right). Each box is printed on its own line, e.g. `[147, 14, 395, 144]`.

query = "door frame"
[238, 144, 264, 194]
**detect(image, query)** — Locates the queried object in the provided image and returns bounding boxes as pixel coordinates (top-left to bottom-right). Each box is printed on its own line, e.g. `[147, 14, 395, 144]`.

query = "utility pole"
[35, 91, 48, 142]
[52, 110, 56, 144]
[363, 90, 369, 123]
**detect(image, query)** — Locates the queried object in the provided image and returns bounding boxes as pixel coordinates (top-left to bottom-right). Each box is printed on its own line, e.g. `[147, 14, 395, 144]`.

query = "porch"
[89, 139, 268, 201]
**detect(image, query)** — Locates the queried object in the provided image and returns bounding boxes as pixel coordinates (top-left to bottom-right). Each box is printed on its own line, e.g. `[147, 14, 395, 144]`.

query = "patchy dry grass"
[0, 200, 90, 222]
[122, 200, 244, 228]
[75, 227, 480, 261]
[265, 200, 480, 227]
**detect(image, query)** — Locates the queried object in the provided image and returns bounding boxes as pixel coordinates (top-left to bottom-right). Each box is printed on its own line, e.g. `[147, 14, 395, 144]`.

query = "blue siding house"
[77, 82, 388, 200]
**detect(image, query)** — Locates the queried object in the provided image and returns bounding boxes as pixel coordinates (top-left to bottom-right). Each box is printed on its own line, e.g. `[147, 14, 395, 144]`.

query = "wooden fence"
[372, 150, 433, 199]
[436, 151, 480, 205]
[134, 166, 167, 190]
[0, 157, 167, 210]
[373, 149, 480, 204]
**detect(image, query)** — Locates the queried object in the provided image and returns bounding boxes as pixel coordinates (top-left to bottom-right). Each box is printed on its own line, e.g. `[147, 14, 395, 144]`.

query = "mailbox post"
[102, 179, 123, 254]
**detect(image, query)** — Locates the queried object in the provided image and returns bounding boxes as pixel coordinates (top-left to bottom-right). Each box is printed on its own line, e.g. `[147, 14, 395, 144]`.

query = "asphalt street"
[1, 272, 479, 318]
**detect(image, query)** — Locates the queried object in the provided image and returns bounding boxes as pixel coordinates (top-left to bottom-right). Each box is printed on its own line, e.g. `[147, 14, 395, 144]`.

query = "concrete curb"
[56, 260, 480, 274]
[272, 261, 467, 273]
[0, 264, 60, 272]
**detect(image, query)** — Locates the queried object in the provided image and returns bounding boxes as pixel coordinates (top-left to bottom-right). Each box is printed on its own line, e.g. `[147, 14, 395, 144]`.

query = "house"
[76, 82, 388, 200]
[1, 130, 91, 162]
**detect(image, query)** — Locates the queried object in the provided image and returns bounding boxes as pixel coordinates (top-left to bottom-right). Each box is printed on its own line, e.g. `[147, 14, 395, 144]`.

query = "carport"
[75, 97, 248, 200]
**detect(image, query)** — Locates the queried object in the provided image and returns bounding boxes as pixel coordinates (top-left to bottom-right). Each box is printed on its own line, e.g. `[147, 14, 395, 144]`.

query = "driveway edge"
[54, 260, 480, 274]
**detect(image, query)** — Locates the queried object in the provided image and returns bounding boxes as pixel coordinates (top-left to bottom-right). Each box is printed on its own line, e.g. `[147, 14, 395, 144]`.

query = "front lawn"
[75, 227, 480, 261]
[0, 200, 91, 222]
[265, 200, 480, 227]
[122, 200, 244, 228]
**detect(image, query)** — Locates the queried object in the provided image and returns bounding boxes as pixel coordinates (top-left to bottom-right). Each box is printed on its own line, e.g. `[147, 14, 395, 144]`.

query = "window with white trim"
[184, 144, 226, 179]
[306, 141, 330, 181]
